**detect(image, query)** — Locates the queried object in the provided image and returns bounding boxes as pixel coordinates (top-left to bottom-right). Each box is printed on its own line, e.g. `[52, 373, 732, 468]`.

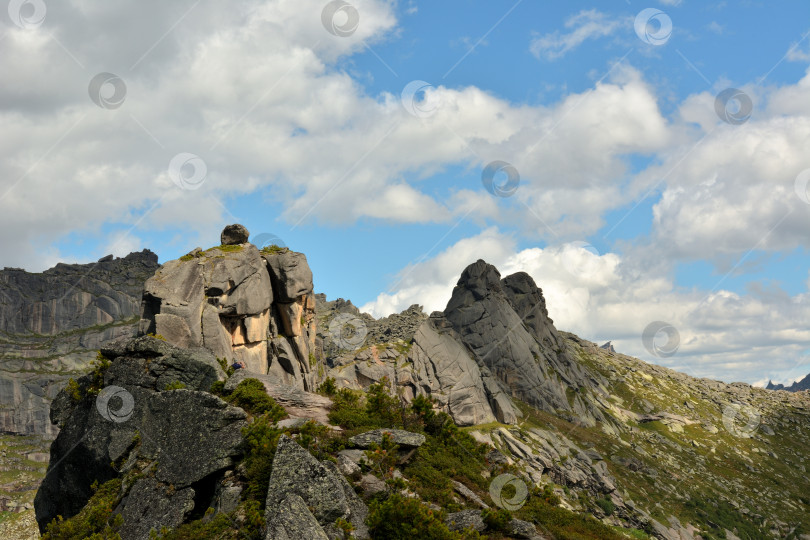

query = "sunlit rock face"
[139, 225, 321, 391]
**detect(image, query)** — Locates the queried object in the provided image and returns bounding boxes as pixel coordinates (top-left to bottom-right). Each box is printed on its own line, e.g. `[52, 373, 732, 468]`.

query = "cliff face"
[0, 250, 159, 437]
[138, 237, 320, 391]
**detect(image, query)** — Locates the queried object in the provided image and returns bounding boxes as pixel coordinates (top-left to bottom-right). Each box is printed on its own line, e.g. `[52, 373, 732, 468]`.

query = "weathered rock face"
[0, 250, 159, 437]
[324, 259, 609, 426]
[139, 228, 321, 391]
[33, 336, 234, 534]
[410, 315, 517, 425]
[264, 435, 369, 539]
[443, 260, 571, 414]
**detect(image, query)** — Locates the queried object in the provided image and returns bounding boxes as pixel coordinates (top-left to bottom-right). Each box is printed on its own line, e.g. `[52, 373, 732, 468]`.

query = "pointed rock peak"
[453, 259, 503, 301]
[221, 223, 249, 245]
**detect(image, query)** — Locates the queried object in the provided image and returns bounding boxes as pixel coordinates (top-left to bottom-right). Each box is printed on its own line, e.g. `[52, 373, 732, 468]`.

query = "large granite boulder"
[263, 249, 314, 303]
[264, 435, 369, 539]
[221, 223, 250, 245]
[33, 336, 239, 534]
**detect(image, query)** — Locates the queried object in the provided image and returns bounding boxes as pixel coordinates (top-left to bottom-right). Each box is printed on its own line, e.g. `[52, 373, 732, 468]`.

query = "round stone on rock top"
[221, 224, 249, 245]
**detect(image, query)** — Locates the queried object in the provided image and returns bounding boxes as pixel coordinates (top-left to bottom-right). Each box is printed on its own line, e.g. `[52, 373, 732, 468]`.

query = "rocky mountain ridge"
[5, 225, 810, 539]
[0, 250, 159, 437]
[766, 373, 810, 392]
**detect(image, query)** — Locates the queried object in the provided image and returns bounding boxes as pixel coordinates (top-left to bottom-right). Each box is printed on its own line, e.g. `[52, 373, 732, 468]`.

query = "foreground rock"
[265, 435, 369, 539]
[33, 336, 240, 535]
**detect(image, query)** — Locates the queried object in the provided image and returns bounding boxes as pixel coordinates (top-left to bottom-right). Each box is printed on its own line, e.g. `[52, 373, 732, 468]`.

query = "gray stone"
[139, 390, 247, 487]
[508, 518, 541, 539]
[263, 250, 314, 303]
[265, 436, 368, 537]
[359, 473, 387, 496]
[266, 493, 329, 540]
[445, 510, 485, 532]
[349, 429, 426, 449]
[221, 223, 250, 245]
[116, 477, 195, 540]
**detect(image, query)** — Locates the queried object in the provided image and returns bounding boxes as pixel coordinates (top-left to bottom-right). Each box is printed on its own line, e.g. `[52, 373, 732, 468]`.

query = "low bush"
[43, 478, 123, 539]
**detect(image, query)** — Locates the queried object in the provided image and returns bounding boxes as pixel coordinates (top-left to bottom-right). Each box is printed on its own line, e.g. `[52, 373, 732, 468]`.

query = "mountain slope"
[0, 250, 159, 437]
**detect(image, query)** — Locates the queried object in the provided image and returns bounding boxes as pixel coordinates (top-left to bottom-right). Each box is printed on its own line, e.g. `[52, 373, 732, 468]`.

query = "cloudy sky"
[2, 0, 810, 386]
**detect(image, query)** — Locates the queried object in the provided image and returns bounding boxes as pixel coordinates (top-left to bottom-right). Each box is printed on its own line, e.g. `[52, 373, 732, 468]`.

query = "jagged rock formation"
[0, 250, 159, 437]
[767, 373, 810, 392]
[33, 336, 232, 534]
[139, 226, 321, 391]
[324, 260, 611, 428]
[26, 249, 810, 539]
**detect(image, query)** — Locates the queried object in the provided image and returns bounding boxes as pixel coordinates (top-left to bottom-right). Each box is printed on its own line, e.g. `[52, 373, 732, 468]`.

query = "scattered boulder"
[348, 428, 426, 449]
[220, 223, 250, 245]
[445, 509, 485, 532]
[264, 435, 369, 539]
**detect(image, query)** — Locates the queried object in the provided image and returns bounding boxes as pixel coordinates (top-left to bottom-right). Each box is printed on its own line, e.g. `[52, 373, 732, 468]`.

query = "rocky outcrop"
[34, 336, 233, 534]
[265, 435, 369, 539]
[324, 259, 611, 427]
[0, 250, 159, 437]
[139, 225, 322, 391]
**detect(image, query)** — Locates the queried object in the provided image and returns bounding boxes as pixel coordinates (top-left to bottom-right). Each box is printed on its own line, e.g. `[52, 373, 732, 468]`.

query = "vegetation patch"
[42, 478, 123, 540]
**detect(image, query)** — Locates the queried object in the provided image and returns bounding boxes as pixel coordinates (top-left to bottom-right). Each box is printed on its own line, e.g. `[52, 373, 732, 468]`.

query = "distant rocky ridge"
[766, 373, 810, 392]
[323, 260, 611, 429]
[0, 250, 159, 437]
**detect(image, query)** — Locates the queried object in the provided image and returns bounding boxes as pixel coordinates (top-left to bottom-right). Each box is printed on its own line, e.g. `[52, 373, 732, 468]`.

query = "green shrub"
[66, 378, 82, 402]
[209, 380, 225, 395]
[226, 379, 286, 420]
[241, 414, 283, 502]
[516, 493, 626, 540]
[366, 492, 479, 540]
[43, 478, 123, 539]
[164, 381, 186, 391]
[481, 508, 512, 532]
[595, 497, 615, 516]
[317, 377, 337, 396]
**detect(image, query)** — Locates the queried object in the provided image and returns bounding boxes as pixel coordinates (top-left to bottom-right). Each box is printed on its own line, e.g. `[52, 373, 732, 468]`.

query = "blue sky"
[3, 0, 810, 385]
